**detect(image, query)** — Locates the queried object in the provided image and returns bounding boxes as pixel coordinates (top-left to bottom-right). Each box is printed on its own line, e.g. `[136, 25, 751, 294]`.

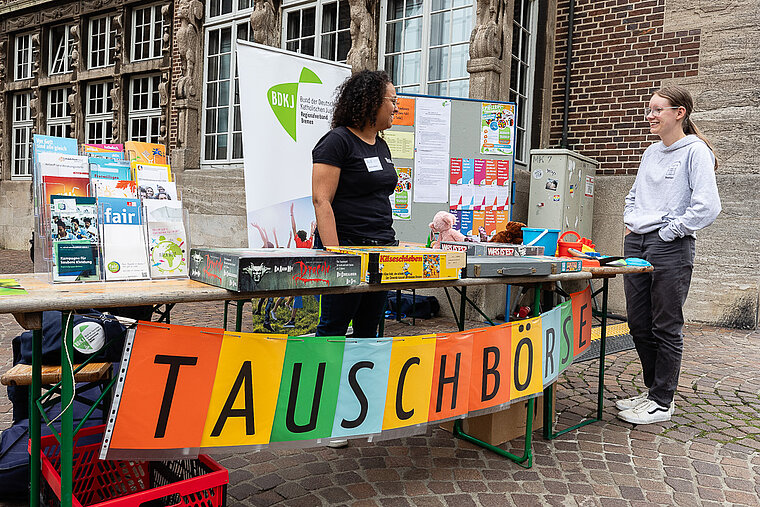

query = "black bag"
[386, 292, 440, 319]
[8, 310, 127, 424]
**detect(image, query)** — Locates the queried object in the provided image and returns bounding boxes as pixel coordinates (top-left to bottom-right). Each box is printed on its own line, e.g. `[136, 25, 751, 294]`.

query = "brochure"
[37, 153, 90, 178]
[147, 221, 188, 278]
[83, 144, 125, 159]
[124, 141, 167, 165]
[133, 162, 172, 182]
[33, 134, 78, 166]
[89, 158, 132, 180]
[92, 179, 138, 198]
[99, 197, 150, 281]
[50, 195, 100, 282]
[137, 180, 178, 201]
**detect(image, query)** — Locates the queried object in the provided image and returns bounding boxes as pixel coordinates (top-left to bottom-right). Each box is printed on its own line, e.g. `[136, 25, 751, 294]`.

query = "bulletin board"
[383, 94, 516, 244]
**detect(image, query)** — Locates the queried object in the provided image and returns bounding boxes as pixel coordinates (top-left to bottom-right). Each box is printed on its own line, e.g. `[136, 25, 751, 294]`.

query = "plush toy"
[489, 221, 526, 244]
[429, 211, 465, 248]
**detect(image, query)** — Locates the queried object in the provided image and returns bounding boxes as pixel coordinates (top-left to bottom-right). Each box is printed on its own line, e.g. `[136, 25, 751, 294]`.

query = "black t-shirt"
[312, 126, 398, 243]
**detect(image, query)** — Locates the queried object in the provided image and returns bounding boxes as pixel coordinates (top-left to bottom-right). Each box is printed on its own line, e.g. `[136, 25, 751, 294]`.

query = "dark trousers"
[623, 231, 695, 406]
[316, 291, 388, 338]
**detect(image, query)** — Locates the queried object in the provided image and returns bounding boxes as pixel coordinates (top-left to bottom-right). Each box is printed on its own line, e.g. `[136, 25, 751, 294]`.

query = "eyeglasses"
[644, 106, 680, 119]
[384, 96, 398, 106]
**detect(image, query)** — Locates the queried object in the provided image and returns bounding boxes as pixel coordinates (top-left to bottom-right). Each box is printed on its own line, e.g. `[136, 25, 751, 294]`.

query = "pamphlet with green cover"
[50, 195, 100, 282]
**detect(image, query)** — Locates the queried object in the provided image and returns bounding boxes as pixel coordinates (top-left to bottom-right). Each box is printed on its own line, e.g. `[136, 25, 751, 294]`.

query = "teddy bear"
[489, 221, 526, 244]
[429, 211, 465, 248]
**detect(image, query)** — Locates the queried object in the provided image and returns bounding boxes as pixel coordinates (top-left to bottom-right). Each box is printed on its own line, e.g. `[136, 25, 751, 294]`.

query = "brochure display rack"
[32, 136, 191, 283]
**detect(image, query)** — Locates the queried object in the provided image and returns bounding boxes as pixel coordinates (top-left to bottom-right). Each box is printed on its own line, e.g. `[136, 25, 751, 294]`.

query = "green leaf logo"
[267, 67, 323, 142]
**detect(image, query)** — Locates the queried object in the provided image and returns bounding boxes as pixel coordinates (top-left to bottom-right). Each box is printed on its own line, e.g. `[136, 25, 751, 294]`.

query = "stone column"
[468, 0, 511, 101]
[172, 0, 204, 171]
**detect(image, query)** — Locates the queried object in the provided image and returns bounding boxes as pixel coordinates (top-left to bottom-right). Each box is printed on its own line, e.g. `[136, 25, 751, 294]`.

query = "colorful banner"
[103, 288, 593, 459]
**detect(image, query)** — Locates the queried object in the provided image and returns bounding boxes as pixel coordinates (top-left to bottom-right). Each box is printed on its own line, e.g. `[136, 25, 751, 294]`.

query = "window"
[86, 81, 114, 144]
[12, 93, 33, 178]
[47, 87, 73, 138]
[129, 75, 161, 143]
[203, 2, 255, 164]
[132, 4, 163, 61]
[89, 15, 118, 68]
[15, 33, 32, 81]
[380, 0, 473, 97]
[509, 0, 538, 166]
[208, 0, 253, 17]
[282, 1, 351, 62]
[50, 24, 75, 75]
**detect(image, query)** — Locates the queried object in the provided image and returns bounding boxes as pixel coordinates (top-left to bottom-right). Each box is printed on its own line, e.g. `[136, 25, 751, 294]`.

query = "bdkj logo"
[267, 67, 322, 141]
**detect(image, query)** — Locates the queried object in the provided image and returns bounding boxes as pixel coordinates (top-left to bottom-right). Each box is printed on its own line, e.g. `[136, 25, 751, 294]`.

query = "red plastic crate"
[37, 424, 228, 507]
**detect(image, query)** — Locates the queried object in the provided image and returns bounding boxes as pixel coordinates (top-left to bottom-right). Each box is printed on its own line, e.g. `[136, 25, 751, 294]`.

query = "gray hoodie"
[624, 135, 721, 241]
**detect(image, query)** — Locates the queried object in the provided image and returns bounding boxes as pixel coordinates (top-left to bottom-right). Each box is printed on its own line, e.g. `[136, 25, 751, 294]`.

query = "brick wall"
[550, 0, 700, 175]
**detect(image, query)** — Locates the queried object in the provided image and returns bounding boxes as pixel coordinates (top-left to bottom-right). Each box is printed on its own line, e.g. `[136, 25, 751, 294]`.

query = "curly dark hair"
[331, 70, 392, 130]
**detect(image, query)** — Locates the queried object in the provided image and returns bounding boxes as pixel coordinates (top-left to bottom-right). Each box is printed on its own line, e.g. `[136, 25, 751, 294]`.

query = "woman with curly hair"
[311, 70, 398, 343]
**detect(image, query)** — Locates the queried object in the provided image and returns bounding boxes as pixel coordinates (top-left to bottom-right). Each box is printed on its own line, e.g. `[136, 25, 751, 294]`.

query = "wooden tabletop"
[583, 265, 654, 277]
[0, 271, 596, 316]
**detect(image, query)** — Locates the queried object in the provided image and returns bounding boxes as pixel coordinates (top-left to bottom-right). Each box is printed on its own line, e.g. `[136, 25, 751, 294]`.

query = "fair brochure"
[391, 167, 412, 220]
[89, 158, 132, 180]
[33, 134, 78, 167]
[147, 221, 188, 278]
[137, 180, 178, 201]
[382, 131, 415, 159]
[83, 144, 125, 159]
[50, 195, 99, 282]
[93, 179, 138, 199]
[124, 141, 167, 165]
[414, 98, 451, 203]
[99, 197, 150, 281]
[133, 162, 172, 182]
[37, 153, 90, 178]
[480, 103, 515, 156]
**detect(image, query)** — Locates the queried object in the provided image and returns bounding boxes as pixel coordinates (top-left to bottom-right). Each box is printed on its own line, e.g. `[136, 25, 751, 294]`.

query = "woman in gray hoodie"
[617, 85, 721, 425]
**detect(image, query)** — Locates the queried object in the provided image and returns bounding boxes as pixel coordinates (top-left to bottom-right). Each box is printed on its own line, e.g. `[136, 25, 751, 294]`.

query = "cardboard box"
[440, 390, 556, 446]
[189, 248, 362, 292]
[326, 246, 465, 284]
[440, 241, 545, 257]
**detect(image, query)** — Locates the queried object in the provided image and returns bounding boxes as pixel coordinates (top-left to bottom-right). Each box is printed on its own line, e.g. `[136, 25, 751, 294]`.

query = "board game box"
[440, 241, 544, 257]
[326, 246, 466, 283]
[189, 248, 362, 292]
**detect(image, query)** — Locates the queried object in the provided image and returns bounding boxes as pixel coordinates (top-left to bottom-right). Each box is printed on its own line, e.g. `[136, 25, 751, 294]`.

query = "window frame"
[131, 4, 164, 62]
[46, 86, 73, 138]
[89, 14, 118, 69]
[509, 0, 539, 168]
[49, 23, 75, 75]
[378, 0, 475, 98]
[85, 81, 115, 144]
[201, 2, 255, 166]
[128, 74, 162, 143]
[11, 92, 33, 179]
[15, 32, 33, 81]
[281, 0, 352, 63]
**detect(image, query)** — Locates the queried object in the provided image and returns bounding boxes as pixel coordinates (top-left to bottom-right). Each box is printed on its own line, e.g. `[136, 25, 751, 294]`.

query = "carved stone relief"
[6, 13, 38, 32]
[175, 0, 203, 99]
[467, 0, 508, 100]
[346, 0, 378, 72]
[250, 0, 281, 47]
[41, 3, 79, 24]
[109, 79, 121, 142]
[159, 71, 169, 143]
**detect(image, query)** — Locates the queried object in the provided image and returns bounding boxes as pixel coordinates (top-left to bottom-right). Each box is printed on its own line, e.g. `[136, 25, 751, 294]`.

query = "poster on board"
[480, 103, 515, 155]
[237, 42, 352, 249]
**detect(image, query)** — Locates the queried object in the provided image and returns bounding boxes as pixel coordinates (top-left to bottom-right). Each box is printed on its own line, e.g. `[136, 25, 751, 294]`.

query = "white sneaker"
[617, 399, 671, 424]
[327, 439, 348, 448]
[615, 392, 649, 411]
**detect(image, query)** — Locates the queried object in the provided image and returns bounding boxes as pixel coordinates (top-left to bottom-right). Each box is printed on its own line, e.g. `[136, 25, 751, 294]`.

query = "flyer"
[99, 197, 150, 281]
[480, 103, 515, 156]
[391, 167, 412, 220]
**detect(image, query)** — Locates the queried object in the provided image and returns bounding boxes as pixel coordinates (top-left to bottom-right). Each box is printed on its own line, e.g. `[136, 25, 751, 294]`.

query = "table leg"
[544, 279, 610, 439]
[457, 286, 466, 332]
[61, 311, 75, 507]
[235, 300, 245, 332]
[29, 327, 42, 507]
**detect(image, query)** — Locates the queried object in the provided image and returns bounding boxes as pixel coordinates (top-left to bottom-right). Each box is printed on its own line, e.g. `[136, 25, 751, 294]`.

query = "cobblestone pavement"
[1, 249, 759, 506]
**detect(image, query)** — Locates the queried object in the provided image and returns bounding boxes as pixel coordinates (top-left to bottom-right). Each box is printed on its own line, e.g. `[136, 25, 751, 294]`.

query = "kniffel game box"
[325, 246, 466, 283]
[189, 248, 362, 292]
[440, 241, 545, 257]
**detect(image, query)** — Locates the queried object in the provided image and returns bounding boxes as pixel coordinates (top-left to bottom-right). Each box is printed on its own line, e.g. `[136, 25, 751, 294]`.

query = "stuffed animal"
[429, 211, 465, 248]
[489, 221, 526, 244]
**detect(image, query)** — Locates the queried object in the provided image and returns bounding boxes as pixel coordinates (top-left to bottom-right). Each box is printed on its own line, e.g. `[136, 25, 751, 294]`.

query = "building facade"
[0, 0, 757, 327]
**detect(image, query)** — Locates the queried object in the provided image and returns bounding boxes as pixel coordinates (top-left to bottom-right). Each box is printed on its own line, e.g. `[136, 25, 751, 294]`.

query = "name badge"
[364, 157, 383, 172]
